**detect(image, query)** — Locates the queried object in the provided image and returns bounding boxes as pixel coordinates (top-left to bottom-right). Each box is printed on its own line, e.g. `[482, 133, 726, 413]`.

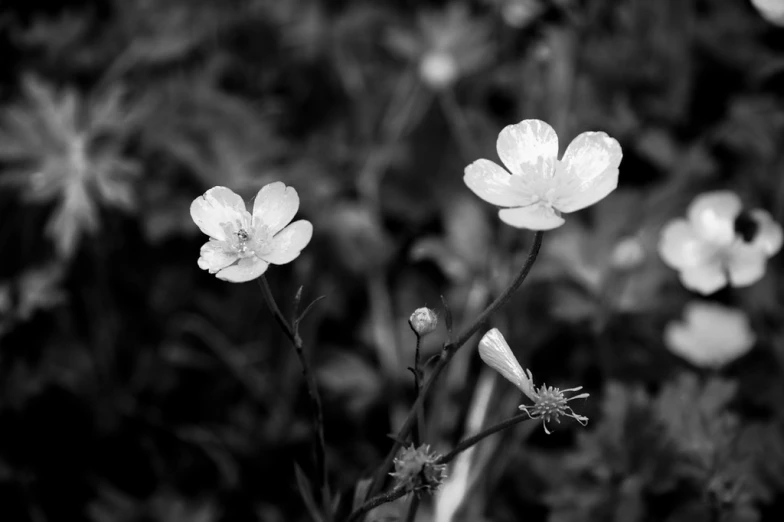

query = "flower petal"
[197, 240, 238, 273]
[261, 220, 314, 265]
[553, 131, 622, 213]
[190, 186, 248, 240]
[216, 257, 269, 283]
[496, 119, 559, 178]
[252, 182, 300, 235]
[478, 329, 535, 401]
[749, 209, 783, 256]
[678, 262, 727, 295]
[726, 245, 767, 287]
[658, 219, 715, 269]
[687, 191, 741, 246]
[498, 205, 565, 230]
[463, 159, 538, 207]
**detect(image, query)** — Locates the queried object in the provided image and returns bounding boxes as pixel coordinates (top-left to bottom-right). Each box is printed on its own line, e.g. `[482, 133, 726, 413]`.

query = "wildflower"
[409, 307, 438, 338]
[751, 0, 784, 26]
[664, 301, 755, 369]
[190, 182, 313, 283]
[390, 444, 448, 494]
[658, 191, 782, 295]
[464, 119, 622, 230]
[478, 328, 589, 434]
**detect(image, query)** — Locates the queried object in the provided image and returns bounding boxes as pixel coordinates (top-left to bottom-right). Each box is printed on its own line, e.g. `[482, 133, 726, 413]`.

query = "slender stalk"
[404, 335, 425, 522]
[366, 231, 544, 499]
[346, 486, 408, 522]
[257, 276, 331, 521]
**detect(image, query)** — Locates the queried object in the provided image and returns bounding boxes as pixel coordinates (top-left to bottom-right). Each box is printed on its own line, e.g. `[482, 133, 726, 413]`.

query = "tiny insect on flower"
[478, 328, 589, 434]
[390, 444, 448, 494]
[190, 182, 313, 283]
[464, 119, 622, 231]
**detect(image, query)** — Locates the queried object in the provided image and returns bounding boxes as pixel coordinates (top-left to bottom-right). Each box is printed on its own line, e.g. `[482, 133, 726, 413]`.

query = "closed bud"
[409, 307, 438, 337]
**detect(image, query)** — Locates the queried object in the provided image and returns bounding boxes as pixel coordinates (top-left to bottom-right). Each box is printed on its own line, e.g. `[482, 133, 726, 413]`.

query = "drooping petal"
[726, 245, 767, 287]
[197, 240, 238, 273]
[190, 186, 248, 241]
[552, 131, 622, 213]
[749, 209, 783, 256]
[252, 182, 300, 235]
[678, 262, 727, 295]
[261, 220, 314, 265]
[463, 159, 538, 207]
[496, 119, 559, 178]
[498, 205, 565, 230]
[658, 220, 715, 269]
[687, 191, 741, 246]
[478, 328, 535, 400]
[216, 257, 269, 283]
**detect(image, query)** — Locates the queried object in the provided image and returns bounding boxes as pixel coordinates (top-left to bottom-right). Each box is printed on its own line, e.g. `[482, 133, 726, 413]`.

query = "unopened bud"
[409, 307, 438, 337]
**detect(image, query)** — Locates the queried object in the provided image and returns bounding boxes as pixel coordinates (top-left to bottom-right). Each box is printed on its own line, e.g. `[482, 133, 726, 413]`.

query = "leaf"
[294, 462, 325, 522]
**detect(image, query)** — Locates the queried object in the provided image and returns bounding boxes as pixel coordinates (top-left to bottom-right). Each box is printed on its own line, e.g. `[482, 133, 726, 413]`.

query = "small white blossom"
[464, 119, 622, 230]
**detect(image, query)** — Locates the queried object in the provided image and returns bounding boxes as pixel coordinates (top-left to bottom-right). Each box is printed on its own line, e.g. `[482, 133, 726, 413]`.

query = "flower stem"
[403, 336, 425, 522]
[346, 486, 408, 522]
[365, 231, 544, 499]
[258, 276, 331, 521]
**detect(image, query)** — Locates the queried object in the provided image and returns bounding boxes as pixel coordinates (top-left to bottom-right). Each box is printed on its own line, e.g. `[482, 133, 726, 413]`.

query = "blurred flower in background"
[751, 0, 784, 26]
[658, 191, 782, 295]
[464, 119, 623, 230]
[190, 183, 313, 283]
[485, 0, 543, 28]
[664, 301, 756, 369]
[385, 2, 495, 90]
[0, 76, 140, 259]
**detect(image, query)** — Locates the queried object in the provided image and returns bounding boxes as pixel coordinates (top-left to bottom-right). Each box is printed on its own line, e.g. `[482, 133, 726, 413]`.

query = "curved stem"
[366, 231, 544, 498]
[435, 411, 531, 465]
[258, 276, 331, 520]
[346, 486, 408, 522]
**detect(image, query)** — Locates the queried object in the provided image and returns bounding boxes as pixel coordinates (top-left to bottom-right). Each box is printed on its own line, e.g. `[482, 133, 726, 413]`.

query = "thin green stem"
[366, 231, 544, 499]
[258, 276, 331, 521]
[404, 336, 425, 522]
[346, 486, 408, 522]
[435, 411, 532, 465]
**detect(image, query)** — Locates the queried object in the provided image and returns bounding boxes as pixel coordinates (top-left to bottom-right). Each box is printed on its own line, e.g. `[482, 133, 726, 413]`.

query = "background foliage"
[2, 0, 784, 521]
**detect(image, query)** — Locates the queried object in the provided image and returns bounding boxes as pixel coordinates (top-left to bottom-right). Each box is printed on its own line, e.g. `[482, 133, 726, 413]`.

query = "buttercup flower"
[664, 301, 756, 369]
[190, 182, 313, 283]
[390, 444, 448, 494]
[464, 119, 622, 230]
[478, 328, 589, 434]
[658, 191, 782, 295]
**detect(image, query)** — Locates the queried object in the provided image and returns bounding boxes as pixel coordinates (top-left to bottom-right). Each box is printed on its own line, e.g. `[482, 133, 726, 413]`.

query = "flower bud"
[409, 307, 438, 337]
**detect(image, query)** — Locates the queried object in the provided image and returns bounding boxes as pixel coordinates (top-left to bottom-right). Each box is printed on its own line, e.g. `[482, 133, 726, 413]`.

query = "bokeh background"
[2, 0, 784, 521]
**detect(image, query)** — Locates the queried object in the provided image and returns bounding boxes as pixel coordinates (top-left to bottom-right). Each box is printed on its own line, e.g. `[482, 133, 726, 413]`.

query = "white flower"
[751, 0, 784, 26]
[658, 191, 782, 295]
[190, 182, 313, 283]
[464, 119, 622, 230]
[418, 50, 459, 90]
[664, 301, 756, 369]
[478, 328, 589, 433]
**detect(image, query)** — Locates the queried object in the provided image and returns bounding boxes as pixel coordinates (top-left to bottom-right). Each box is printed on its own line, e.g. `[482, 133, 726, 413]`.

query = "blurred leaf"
[294, 462, 325, 522]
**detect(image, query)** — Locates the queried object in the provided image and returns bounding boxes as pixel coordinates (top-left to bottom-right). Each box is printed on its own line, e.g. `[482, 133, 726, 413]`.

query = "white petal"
[463, 159, 538, 207]
[553, 132, 622, 213]
[197, 240, 238, 273]
[658, 219, 715, 270]
[726, 245, 767, 287]
[687, 191, 741, 246]
[478, 328, 535, 400]
[498, 205, 565, 230]
[749, 209, 783, 256]
[678, 262, 727, 295]
[216, 257, 269, 283]
[261, 220, 314, 265]
[496, 119, 559, 178]
[252, 181, 300, 235]
[190, 186, 248, 241]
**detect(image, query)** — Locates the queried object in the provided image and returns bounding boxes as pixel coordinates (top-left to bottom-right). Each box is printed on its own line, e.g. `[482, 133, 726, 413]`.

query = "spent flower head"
[664, 301, 756, 369]
[464, 119, 622, 230]
[390, 444, 448, 494]
[478, 328, 589, 434]
[658, 191, 782, 295]
[190, 182, 313, 283]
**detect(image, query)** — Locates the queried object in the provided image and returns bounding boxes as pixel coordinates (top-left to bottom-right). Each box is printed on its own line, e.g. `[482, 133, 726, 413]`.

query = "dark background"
[2, 0, 784, 521]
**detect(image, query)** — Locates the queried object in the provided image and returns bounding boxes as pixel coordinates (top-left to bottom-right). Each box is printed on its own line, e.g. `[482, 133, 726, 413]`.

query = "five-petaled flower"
[464, 119, 622, 230]
[478, 328, 589, 434]
[658, 191, 782, 295]
[664, 301, 756, 369]
[190, 182, 313, 283]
